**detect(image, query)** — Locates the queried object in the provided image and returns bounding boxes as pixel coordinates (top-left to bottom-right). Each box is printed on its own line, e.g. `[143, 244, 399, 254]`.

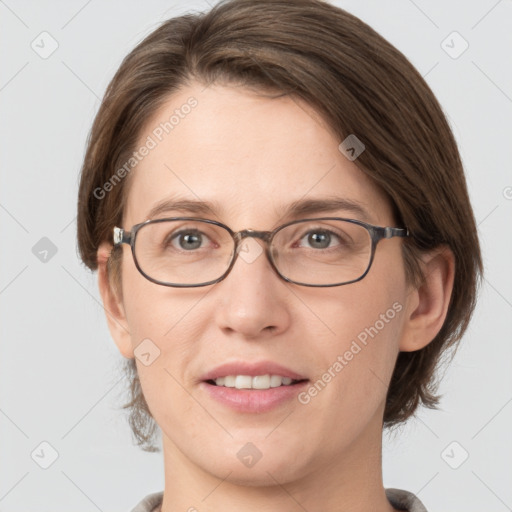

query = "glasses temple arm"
[113, 226, 131, 246]
[383, 226, 409, 238]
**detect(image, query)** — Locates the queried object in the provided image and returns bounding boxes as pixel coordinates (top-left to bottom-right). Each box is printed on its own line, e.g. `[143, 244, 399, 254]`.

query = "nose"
[213, 236, 291, 339]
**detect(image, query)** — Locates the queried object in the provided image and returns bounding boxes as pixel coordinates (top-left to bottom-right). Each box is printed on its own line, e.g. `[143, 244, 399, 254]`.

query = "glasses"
[113, 217, 409, 288]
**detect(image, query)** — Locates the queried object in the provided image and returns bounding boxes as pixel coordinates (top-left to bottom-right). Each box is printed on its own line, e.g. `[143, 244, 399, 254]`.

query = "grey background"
[1, 1, 511, 511]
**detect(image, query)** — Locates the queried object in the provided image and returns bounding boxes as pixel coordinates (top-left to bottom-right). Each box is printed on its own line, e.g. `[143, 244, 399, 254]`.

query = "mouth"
[199, 362, 310, 413]
[205, 374, 309, 390]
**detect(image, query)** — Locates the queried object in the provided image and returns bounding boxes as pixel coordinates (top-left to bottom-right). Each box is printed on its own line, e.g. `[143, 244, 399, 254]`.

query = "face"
[108, 82, 413, 486]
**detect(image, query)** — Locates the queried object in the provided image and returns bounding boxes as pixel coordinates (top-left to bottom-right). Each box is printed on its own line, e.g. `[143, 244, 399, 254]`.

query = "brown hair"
[77, 0, 482, 451]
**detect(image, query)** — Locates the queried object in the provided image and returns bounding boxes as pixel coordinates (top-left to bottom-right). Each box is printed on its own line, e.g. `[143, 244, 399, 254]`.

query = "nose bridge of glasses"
[234, 229, 273, 245]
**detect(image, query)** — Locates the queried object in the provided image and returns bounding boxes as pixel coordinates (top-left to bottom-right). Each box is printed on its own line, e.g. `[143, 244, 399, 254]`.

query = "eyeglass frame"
[112, 216, 409, 288]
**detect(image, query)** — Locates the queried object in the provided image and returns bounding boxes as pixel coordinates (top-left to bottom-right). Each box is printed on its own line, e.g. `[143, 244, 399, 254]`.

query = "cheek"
[120, 268, 209, 433]
[121, 249, 194, 338]
[296, 254, 407, 422]
[120, 255, 210, 397]
[302, 282, 403, 395]
[302, 250, 406, 359]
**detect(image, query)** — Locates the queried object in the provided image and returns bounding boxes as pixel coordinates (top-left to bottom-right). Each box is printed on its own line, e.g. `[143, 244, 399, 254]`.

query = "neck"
[159, 410, 398, 512]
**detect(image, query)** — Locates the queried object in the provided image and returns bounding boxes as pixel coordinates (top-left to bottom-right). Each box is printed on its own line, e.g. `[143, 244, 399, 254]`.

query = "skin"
[97, 82, 454, 512]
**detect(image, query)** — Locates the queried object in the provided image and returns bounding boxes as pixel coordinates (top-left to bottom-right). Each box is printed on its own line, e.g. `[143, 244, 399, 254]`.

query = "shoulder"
[132, 488, 427, 512]
[130, 491, 164, 512]
[385, 488, 428, 512]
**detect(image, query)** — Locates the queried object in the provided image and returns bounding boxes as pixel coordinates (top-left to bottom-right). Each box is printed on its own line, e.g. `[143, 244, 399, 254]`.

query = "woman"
[77, 1, 482, 510]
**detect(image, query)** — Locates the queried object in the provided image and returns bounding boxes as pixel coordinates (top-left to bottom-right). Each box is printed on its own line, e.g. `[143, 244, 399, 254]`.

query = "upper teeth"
[214, 375, 296, 389]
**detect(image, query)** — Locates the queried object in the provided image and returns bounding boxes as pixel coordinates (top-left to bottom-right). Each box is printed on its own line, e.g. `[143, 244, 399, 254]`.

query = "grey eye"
[168, 229, 208, 251]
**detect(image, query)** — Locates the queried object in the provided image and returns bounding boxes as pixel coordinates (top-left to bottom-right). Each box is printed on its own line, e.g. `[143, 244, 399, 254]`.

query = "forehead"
[123, 82, 392, 229]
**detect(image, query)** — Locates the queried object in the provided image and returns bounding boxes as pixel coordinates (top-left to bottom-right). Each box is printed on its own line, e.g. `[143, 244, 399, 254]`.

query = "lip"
[199, 361, 307, 381]
[199, 380, 309, 413]
[199, 360, 309, 413]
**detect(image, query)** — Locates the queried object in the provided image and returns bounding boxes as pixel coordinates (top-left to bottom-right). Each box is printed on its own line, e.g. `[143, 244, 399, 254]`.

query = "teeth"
[270, 375, 284, 387]
[224, 375, 235, 387]
[235, 375, 252, 389]
[213, 374, 298, 390]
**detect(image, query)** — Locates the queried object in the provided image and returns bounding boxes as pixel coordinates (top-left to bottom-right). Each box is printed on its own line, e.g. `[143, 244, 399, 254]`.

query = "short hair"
[77, 0, 482, 452]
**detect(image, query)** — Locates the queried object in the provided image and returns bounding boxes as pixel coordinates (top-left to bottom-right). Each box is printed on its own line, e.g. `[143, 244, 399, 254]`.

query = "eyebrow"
[146, 196, 372, 224]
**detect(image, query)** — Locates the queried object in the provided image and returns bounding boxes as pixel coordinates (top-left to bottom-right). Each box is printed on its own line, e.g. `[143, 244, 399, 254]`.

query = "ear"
[399, 246, 455, 352]
[97, 242, 134, 359]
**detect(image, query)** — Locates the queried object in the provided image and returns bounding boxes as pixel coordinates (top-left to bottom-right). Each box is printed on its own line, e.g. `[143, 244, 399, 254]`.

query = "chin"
[198, 443, 313, 488]
[212, 463, 304, 488]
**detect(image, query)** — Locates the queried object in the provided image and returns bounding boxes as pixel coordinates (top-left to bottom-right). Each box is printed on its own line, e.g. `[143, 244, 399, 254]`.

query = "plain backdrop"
[1, 1, 511, 511]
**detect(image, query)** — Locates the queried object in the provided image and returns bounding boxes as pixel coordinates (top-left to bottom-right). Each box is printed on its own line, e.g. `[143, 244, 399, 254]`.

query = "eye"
[167, 229, 210, 251]
[297, 229, 342, 249]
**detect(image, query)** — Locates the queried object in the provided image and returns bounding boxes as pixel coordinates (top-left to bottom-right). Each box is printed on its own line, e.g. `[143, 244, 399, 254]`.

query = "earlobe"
[97, 242, 134, 359]
[399, 246, 455, 352]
